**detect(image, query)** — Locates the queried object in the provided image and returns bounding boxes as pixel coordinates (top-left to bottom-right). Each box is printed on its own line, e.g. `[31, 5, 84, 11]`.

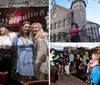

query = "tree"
[51, 0, 100, 6]
[67, 0, 100, 3]
[51, 0, 56, 5]
[51, 0, 100, 4]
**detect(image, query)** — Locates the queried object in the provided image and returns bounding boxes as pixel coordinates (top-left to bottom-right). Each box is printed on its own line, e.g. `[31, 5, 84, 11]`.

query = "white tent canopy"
[50, 43, 100, 50]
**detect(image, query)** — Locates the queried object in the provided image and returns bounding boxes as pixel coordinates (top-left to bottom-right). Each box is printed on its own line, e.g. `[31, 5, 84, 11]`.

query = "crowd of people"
[0, 21, 49, 84]
[50, 48, 100, 85]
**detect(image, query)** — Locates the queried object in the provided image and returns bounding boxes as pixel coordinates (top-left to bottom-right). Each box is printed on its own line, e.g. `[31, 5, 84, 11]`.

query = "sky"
[50, 43, 100, 50]
[50, 0, 100, 24]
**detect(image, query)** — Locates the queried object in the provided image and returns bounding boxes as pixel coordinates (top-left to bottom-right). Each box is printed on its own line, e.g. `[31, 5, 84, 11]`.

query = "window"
[80, 5, 83, 10]
[76, 6, 78, 9]
[59, 21, 61, 27]
[64, 19, 67, 26]
[50, 35, 52, 41]
[56, 22, 59, 28]
[50, 24, 52, 30]
[52, 12, 57, 19]
[93, 25, 96, 28]
[54, 34, 56, 41]
[54, 23, 56, 29]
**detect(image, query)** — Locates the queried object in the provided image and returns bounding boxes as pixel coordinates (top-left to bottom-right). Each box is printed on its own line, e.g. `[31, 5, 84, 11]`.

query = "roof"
[71, 0, 86, 9]
[87, 20, 100, 28]
[50, 4, 69, 12]
[87, 20, 99, 25]
[0, 0, 48, 8]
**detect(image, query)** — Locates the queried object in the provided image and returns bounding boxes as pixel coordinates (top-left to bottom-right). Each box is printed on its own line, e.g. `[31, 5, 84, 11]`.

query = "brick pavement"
[51, 74, 89, 85]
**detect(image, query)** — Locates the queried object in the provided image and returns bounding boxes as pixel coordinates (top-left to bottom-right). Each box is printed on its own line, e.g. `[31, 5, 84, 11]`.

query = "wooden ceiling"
[0, 0, 49, 8]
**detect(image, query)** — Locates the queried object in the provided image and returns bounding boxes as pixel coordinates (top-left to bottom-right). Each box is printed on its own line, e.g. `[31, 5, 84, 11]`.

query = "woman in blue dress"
[13, 21, 34, 83]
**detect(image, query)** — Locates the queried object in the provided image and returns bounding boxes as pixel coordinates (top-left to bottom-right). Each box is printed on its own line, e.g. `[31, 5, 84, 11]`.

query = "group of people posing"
[50, 49, 100, 85]
[0, 21, 49, 84]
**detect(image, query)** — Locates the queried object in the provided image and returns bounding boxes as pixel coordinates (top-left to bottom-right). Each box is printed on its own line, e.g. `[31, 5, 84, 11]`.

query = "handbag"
[79, 63, 83, 70]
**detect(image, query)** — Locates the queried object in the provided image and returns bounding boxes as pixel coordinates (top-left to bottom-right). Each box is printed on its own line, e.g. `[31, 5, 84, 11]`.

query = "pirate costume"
[0, 23, 13, 76]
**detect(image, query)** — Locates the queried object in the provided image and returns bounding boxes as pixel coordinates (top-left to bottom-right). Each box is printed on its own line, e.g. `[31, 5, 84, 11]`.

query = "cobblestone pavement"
[51, 74, 89, 85]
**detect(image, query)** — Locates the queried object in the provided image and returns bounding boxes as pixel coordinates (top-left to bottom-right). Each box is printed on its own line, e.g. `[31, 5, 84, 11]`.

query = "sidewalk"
[51, 74, 89, 85]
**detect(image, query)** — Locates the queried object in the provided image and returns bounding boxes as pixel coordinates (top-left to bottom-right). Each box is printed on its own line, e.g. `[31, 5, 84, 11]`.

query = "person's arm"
[89, 60, 98, 67]
[40, 32, 48, 39]
[80, 58, 83, 62]
[53, 55, 59, 60]
[35, 38, 48, 66]
[12, 35, 18, 54]
[12, 35, 18, 69]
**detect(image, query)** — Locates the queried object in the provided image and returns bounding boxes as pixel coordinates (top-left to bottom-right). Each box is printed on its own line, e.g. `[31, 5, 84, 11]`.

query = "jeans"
[82, 64, 87, 75]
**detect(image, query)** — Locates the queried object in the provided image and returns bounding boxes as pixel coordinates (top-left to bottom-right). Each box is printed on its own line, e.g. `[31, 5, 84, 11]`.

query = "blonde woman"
[0, 23, 14, 82]
[89, 53, 99, 85]
[88, 53, 99, 67]
[31, 23, 49, 80]
[87, 53, 99, 85]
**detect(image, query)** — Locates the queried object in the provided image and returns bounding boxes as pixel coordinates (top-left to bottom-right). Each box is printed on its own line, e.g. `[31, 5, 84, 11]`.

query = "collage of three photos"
[0, 0, 100, 85]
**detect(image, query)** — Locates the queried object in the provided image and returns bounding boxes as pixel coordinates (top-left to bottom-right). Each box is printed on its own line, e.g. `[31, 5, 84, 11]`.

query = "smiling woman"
[0, 23, 14, 85]
[13, 21, 35, 84]
[0, 0, 49, 85]
[31, 23, 49, 80]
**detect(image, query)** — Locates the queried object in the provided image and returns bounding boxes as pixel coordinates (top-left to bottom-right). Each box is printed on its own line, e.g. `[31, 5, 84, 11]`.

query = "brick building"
[50, 0, 100, 42]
